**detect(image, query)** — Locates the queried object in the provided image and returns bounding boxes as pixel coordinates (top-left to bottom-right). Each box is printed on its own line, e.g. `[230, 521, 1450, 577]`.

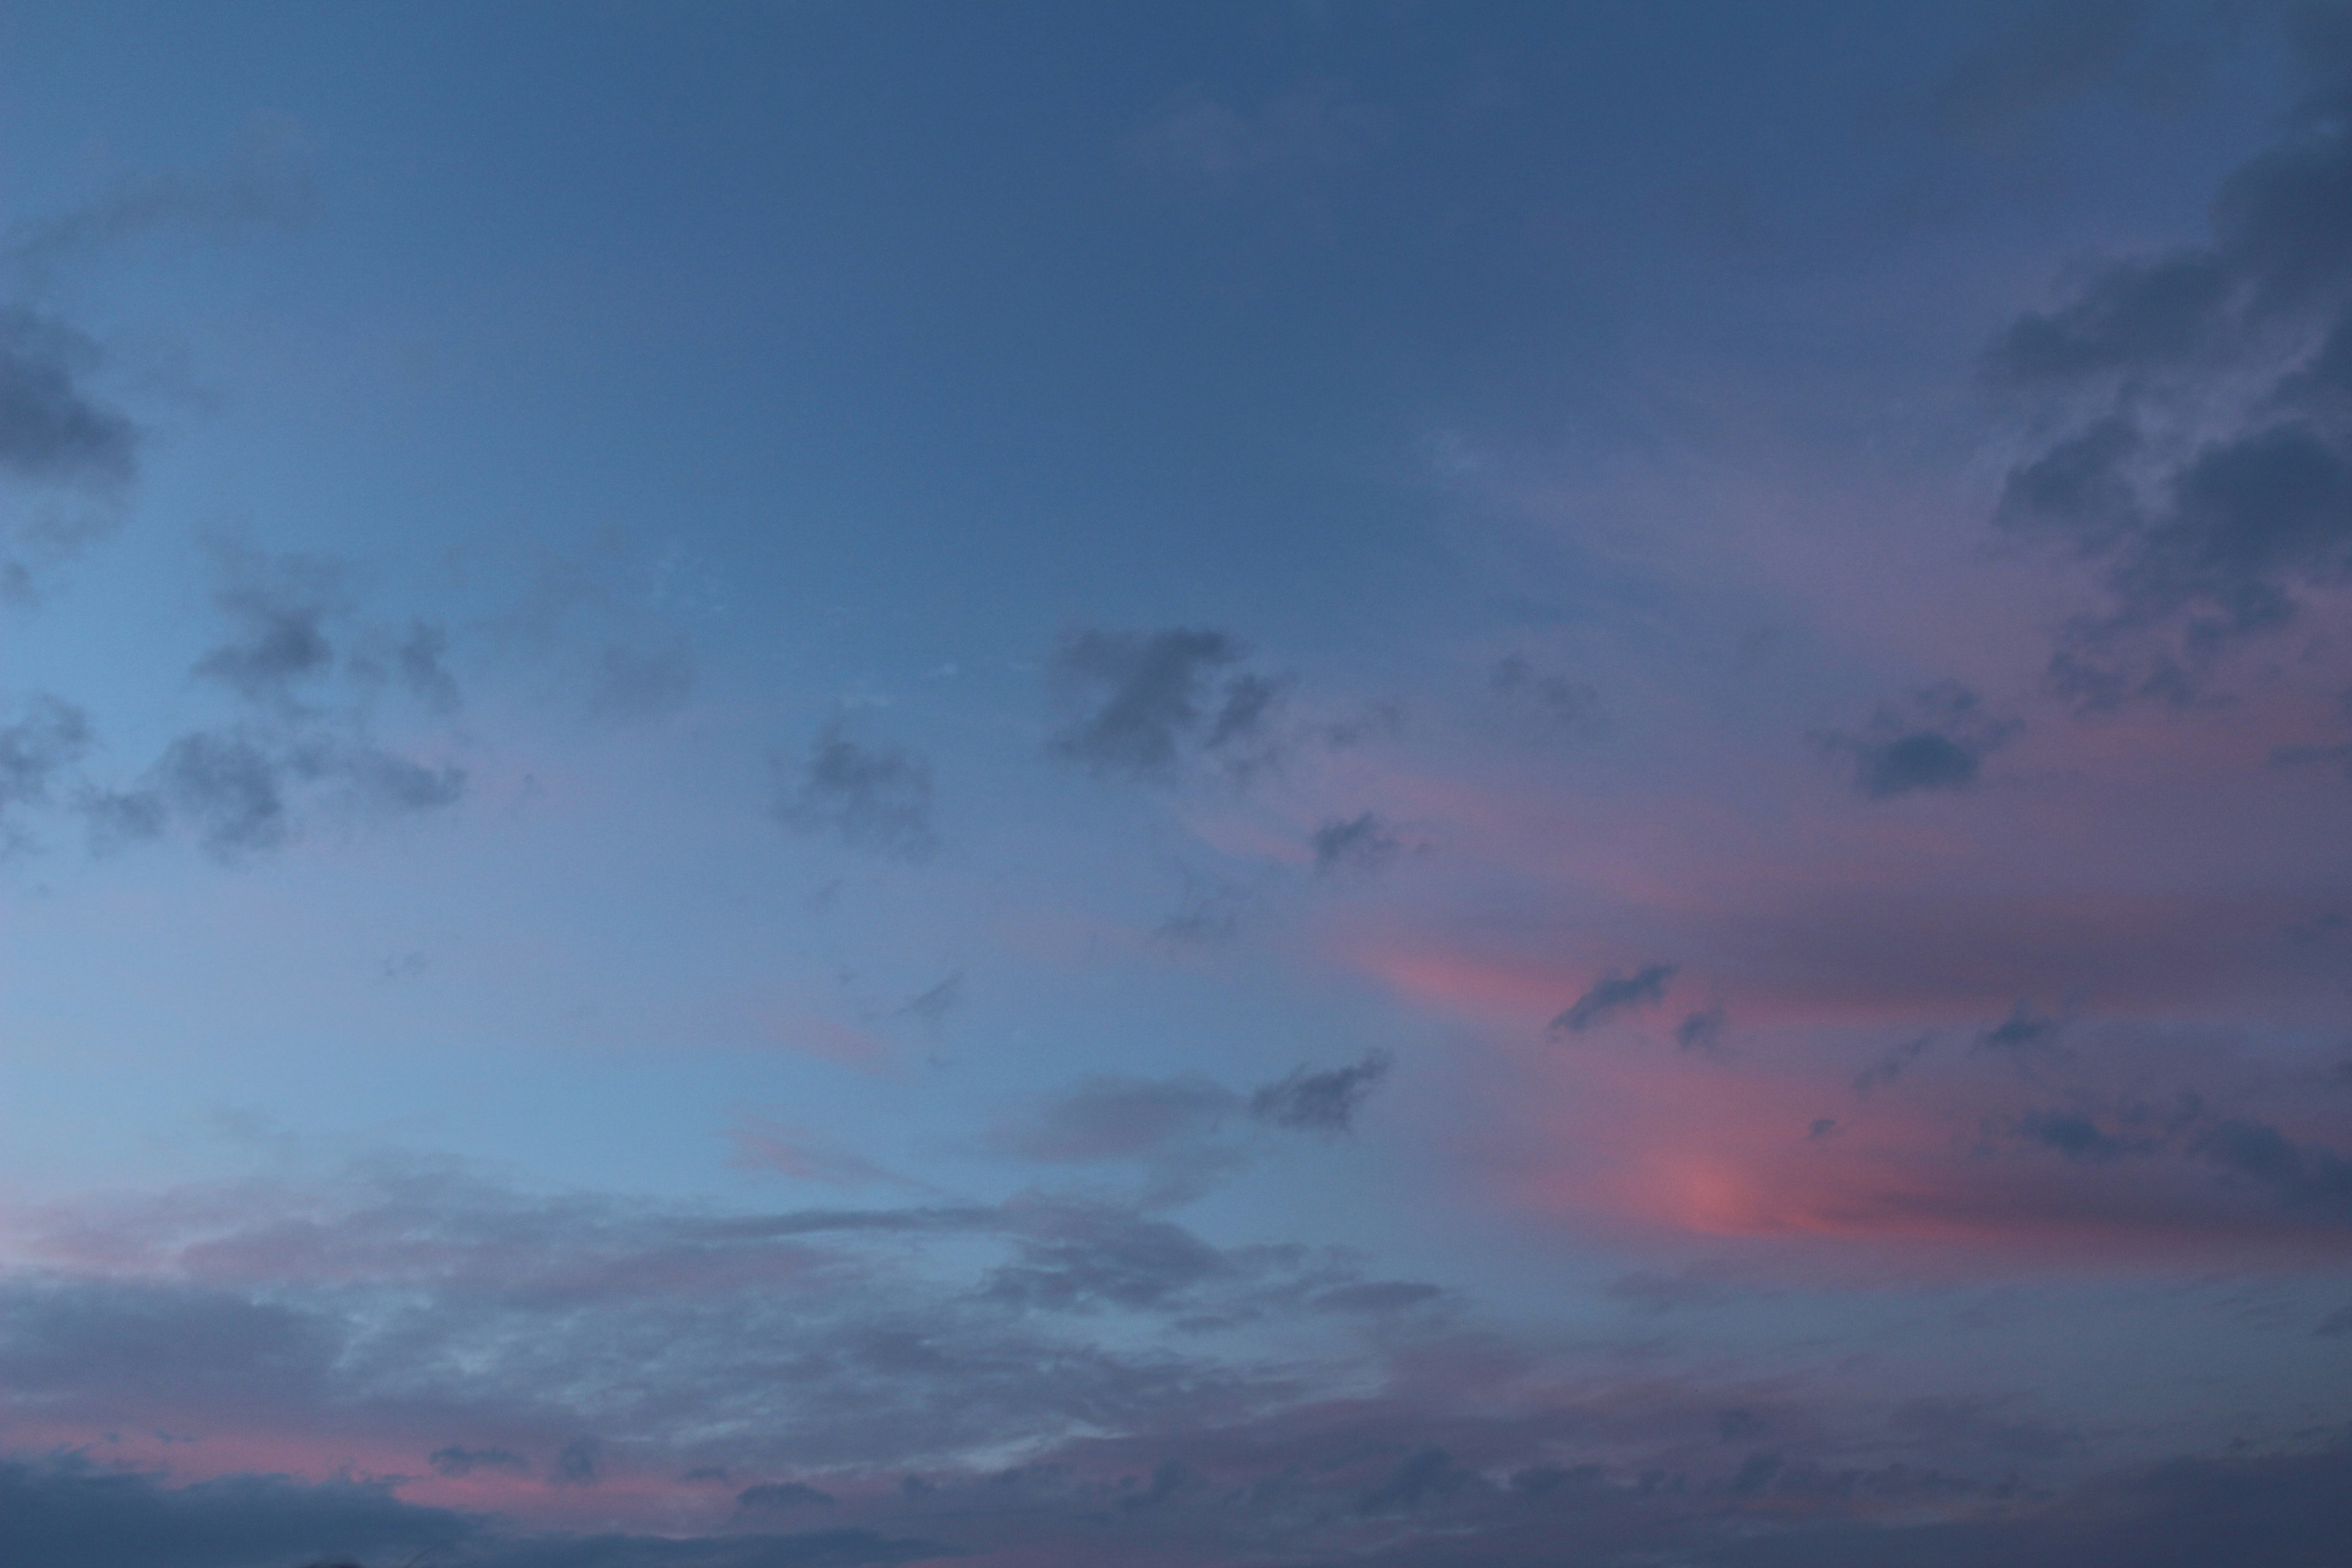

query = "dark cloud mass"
[0, 306, 137, 484]
[1248, 1052, 1392, 1131]
[1989, 39, 2352, 704]
[1817, 684, 2019, 800]
[773, 721, 938, 861]
[1311, 812, 1401, 874]
[1551, 963, 1678, 1035]
[1047, 626, 1278, 778]
[0, 692, 92, 838]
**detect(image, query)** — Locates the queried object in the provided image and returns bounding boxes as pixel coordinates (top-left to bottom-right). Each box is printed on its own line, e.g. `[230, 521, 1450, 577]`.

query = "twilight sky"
[2, 4, 2351, 1566]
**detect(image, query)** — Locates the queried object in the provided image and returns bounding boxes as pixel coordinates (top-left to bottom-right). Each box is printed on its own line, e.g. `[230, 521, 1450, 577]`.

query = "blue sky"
[2, 4, 2351, 1566]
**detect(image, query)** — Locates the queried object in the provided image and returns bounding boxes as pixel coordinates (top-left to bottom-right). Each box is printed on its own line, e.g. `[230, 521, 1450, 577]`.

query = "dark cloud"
[4, 145, 314, 284]
[1491, 653, 1600, 736]
[552, 1441, 601, 1488]
[92, 728, 463, 859]
[1047, 627, 1278, 780]
[0, 1457, 466, 1568]
[1551, 963, 1678, 1035]
[996, 1076, 1240, 1163]
[2320, 1302, 2352, 1336]
[1986, 40, 2352, 705]
[1815, 684, 2019, 800]
[0, 306, 137, 485]
[737, 1482, 837, 1512]
[1926, 0, 2160, 143]
[0, 692, 91, 840]
[896, 971, 963, 1027]
[588, 639, 696, 720]
[1673, 1005, 1727, 1053]
[1358, 1447, 1484, 1515]
[773, 721, 938, 861]
[395, 620, 462, 714]
[1311, 812, 1401, 875]
[193, 551, 344, 710]
[1247, 1052, 1392, 1132]
[431, 1447, 530, 1478]
[1978, 1001, 2067, 1055]
[1853, 1032, 1937, 1095]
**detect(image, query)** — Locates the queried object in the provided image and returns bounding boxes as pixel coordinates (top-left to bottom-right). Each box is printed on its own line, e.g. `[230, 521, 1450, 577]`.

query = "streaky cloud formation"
[1551, 963, 1679, 1036]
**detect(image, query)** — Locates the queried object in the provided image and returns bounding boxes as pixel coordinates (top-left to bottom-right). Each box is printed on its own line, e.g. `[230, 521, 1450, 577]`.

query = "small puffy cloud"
[1491, 653, 1600, 736]
[1310, 812, 1400, 875]
[773, 720, 938, 861]
[996, 1075, 1240, 1164]
[0, 306, 136, 486]
[1674, 1005, 1727, 1054]
[0, 693, 92, 840]
[1248, 1052, 1392, 1133]
[1816, 683, 2019, 800]
[192, 551, 344, 711]
[1047, 627, 1278, 780]
[1550, 962, 1678, 1035]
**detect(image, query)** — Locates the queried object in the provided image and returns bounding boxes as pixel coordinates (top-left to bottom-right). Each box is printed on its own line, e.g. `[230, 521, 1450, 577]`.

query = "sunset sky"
[2, 4, 2351, 1565]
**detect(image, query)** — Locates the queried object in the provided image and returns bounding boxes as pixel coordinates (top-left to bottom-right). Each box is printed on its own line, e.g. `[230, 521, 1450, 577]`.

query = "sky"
[1, 2, 2350, 1565]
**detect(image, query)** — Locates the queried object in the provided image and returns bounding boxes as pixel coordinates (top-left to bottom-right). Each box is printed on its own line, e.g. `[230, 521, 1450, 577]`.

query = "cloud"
[736, 1482, 837, 1512]
[995, 1076, 1240, 1164]
[1926, 0, 2171, 144]
[0, 692, 92, 843]
[1978, 1001, 2068, 1055]
[588, 640, 696, 720]
[0, 306, 137, 486]
[192, 549, 344, 710]
[1046, 627, 1277, 780]
[1311, 812, 1401, 875]
[1815, 684, 2019, 800]
[90, 728, 465, 859]
[1247, 1053, 1392, 1132]
[1673, 1006, 1727, 1054]
[1853, 1033, 1937, 1095]
[1986, 37, 2352, 704]
[772, 721, 938, 861]
[1491, 653, 1600, 736]
[1550, 963, 1678, 1035]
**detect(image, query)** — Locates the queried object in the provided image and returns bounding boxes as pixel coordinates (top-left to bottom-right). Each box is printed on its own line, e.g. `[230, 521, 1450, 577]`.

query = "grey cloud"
[1247, 1052, 1392, 1133]
[0, 692, 92, 839]
[0, 1458, 467, 1568]
[1816, 684, 2019, 800]
[773, 721, 938, 861]
[1047, 627, 1275, 780]
[1491, 653, 1600, 736]
[1853, 1032, 1937, 1095]
[0, 306, 136, 485]
[1311, 812, 1400, 875]
[1978, 1001, 2067, 1055]
[897, 971, 963, 1027]
[1551, 963, 1678, 1035]
[194, 551, 344, 709]
[431, 1447, 530, 1478]
[1889, 1397, 2079, 1460]
[981, 1205, 1233, 1312]
[1928, 0, 2163, 144]
[996, 1076, 1240, 1164]
[396, 620, 462, 714]
[552, 1440, 601, 1488]
[6, 146, 314, 283]
[589, 639, 696, 720]
[2320, 1302, 2352, 1336]
[737, 1482, 837, 1512]
[96, 728, 463, 859]
[1358, 1447, 1484, 1515]
[1987, 45, 2352, 704]
[1674, 1005, 1727, 1054]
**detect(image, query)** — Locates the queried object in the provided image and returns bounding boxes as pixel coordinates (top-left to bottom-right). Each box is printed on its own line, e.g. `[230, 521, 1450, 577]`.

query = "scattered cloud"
[1248, 1052, 1392, 1133]
[1491, 653, 1600, 737]
[587, 639, 696, 720]
[773, 721, 938, 861]
[0, 306, 137, 486]
[1673, 1005, 1727, 1054]
[1815, 683, 2019, 800]
[1047, 627, 1279, 781]
[1551, 963, 1678, 1035]
[1987, 37, 2352, 706]
[1310, 812, 1401, 875]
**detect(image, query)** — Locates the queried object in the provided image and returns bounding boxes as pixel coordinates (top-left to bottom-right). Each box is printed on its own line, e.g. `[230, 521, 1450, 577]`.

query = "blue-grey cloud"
[1047, 627, 1278, 780]
[0, 306, 135, 486]
[773, 721, 938, 861]
[1551, 963, 1678, 1035]
[1311, 812, 1400, 874]
[1248, 1052, 1392, 1132]
[1816, 684, 2019, 800]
